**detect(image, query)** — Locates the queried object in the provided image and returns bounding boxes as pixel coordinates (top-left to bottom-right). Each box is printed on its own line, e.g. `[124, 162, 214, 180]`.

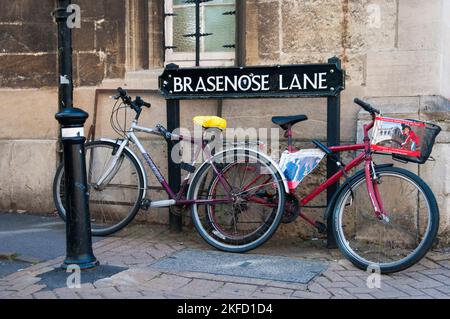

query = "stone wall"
[0, 0, 126, 212]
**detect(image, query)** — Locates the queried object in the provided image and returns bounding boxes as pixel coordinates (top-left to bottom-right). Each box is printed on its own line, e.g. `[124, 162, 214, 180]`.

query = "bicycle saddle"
[193, 116, 227, 130]
[271, 115, 308, 130]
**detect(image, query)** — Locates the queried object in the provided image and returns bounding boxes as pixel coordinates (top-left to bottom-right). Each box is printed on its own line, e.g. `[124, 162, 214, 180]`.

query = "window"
[164, 0, 236, 67]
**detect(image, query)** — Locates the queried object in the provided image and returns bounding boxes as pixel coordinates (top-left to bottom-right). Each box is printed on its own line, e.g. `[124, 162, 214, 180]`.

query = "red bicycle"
[263, 98, 440, 273]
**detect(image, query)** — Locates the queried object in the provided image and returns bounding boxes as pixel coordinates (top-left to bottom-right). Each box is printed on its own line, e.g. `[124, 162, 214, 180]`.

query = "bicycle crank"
[282, 194, 300, 224]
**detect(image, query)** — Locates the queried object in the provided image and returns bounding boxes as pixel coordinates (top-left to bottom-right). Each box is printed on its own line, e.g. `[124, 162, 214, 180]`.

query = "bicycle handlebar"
[115, 87, 151, 111]
[354, 98, 380, 115]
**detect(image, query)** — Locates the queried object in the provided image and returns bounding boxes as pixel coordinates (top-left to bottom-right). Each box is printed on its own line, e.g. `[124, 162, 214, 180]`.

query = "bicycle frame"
[286, 114, 388, 228]
[96, 119, 234, 207]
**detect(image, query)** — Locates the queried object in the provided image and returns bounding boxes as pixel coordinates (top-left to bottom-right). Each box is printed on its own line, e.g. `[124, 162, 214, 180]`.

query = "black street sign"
[159, 62, 345, 100]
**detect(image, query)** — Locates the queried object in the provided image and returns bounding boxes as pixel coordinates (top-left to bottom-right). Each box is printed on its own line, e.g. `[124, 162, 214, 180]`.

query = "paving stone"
[143, 274, 191, 291]
[321, 271, 347, 282]
[53, 288, 81, 299]
[175, 279, 224, 297]
[436, 286, 450, 295]
[336, 270, 367, 278]
[407, 295, 434, 299]
[257, 286, 293, 297]
[291, 290, 331, 299]
[318, 279, 356, 289]
[409, 279, 445, 289]
[345, 287, 378, 295]
[422, 288, 450, 299]
[76, 291, 105, 299]
[419, 268, 450, 276]
[428, 274, 450, 285]
[171, 271, 271, 287]
[307, 283, 331, 296]
[251, 292, 290, 299]
[32, 291, 57, 299]
[8, 276, 42, 291]
[427, 252, 450, 262]
[418, 258, 442, 269]
[328, 288, 357, 299]
[0, 290, 16, 298]
[394, 285, 427, 297]
[16, 284, 46, 297]
[217, 283, 259, 297]
[354, 293, 375, 299]
[370, 290, 409, 299]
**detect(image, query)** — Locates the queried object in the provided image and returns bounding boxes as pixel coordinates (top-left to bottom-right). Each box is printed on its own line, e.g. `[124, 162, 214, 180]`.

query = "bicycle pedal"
[140, 199, 151, 211]
[315, 221, 327, 234]
[180, 162, 196, 173]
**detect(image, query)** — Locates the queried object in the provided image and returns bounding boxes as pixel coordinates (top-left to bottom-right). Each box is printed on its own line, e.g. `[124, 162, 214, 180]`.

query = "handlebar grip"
[117, 87, 127, 97]
[354, 98, 380, 115]
[135, 96, 151, 108]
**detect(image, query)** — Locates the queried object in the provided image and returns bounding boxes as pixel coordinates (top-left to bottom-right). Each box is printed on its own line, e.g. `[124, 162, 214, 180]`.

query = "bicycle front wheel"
[332, 166, 439, 273]
[189, 149, 286, 253]
[53, 140, 145, 236]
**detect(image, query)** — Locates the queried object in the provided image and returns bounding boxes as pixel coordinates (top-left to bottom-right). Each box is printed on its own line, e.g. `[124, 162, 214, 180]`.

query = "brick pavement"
[1, 224, 449, 299]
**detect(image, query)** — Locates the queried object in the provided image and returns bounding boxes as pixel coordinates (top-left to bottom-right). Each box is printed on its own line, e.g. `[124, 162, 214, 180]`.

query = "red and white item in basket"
[371, 117, 426, 157]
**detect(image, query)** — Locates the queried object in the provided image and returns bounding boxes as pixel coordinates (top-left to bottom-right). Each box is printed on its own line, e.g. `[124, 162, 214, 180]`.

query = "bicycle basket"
[371, 117, 441, 164]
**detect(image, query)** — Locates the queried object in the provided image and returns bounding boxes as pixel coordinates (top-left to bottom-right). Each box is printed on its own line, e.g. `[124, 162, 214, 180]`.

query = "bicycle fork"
[364, 158, 389, 223]
[93, 140, 128, 190]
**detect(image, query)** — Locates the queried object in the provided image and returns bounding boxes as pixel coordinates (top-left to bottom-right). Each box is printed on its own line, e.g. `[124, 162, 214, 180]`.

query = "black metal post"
[326, 57, 341, 249]
[195, 0, 200, 66]
[167, 99, 183, 232]
[54, 0, 98, 269]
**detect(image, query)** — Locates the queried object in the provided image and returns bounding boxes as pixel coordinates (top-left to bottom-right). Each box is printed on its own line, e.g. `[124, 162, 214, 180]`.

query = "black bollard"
[54, 0, 98, 269]
[55, 108, 98, 269]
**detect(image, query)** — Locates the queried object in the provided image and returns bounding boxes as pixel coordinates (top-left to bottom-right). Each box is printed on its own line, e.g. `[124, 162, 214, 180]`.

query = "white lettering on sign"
[174, 77, 183, 92]
[62, 127, 84, 138]
[261, 74, 270, 91]
[280, 73, 328, 91]
[172, 72, 329, 93]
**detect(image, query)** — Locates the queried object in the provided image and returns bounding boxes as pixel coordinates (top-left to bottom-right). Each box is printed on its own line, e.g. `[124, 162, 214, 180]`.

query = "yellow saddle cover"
[193, 116, 227, 130]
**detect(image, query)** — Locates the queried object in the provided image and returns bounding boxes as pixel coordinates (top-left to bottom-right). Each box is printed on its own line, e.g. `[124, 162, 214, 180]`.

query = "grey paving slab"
[151, 249, 328, 284]
[37, 265, 128, 291]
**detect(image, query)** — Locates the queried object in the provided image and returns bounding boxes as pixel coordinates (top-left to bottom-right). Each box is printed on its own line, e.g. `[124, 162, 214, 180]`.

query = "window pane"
[173, 6, 196, 52]
[203, 5, 235, 52]
[173, 0, 186, 5]
[208, 0, 235, 4]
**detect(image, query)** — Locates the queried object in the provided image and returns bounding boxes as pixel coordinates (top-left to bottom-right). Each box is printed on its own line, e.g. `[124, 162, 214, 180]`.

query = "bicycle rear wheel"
[332, 166, 439, 273]
[189, 149, 286, 252]
[53, 140, 145, 236]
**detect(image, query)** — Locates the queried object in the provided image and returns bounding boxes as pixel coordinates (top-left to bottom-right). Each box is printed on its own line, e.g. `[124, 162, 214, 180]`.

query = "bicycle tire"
[53, 140, 145, 236]
[332, 166, 439, 273]
[188, 149, 286, 253]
